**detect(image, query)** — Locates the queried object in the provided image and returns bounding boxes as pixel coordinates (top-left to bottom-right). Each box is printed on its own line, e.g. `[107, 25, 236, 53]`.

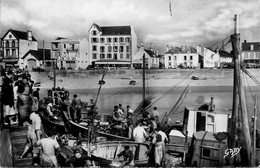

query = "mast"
[231, 14, 254, 166]
[142, 54, 146, 111]
[43, 40, 45, 68]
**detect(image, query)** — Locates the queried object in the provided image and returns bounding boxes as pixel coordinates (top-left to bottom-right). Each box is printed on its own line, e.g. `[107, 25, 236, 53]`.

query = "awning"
[2, 58, 19, 63]
[95, 61, 130, 65]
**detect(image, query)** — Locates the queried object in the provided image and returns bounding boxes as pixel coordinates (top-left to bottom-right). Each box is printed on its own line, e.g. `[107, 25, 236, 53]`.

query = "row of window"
[92, 53, 130, 59]
[168, 62, 193, 66]
[151, 59, 159, 64]
[5, 49, 16, 56]
[92, 45, 130, 52]
[2, 40, 18, 48]
[91, 37, 131, 43]
[243, 52, 260, 59]
[168, 55, 193, 61]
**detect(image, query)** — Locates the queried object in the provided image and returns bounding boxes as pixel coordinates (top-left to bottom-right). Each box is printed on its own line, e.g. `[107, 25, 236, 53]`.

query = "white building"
[132, 44, 160, 69]
[88, 23, 137, 68]
[164, 46, 199, 69]
[51, 37, 88, 69]
[22, 49, 51, 70]
[241, 40, 260, 67]
[197, 46, 220, 68]
[1, 29, 38, 68]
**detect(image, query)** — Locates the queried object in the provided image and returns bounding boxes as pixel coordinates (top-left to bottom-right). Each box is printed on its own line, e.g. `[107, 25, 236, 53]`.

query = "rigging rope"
[149, 70, 195, 107]
[244, 70, 260, 114]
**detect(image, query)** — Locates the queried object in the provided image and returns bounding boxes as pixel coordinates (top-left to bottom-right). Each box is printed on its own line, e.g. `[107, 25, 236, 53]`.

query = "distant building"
[219, 50, 233, 68]
[21, 49, 51, 70]
[50, 37, 88, 69]
[164, 46, 199, 69]
[132, 44, 160, 69]
[1, 29, 38, 68]
[88, 23, 137, 68]
[241, 40, 260, 67]
[197, 46, 220, 68]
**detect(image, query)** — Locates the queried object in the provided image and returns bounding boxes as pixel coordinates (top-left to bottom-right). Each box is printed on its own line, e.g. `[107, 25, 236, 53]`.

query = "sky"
[0, 0, 260, 54]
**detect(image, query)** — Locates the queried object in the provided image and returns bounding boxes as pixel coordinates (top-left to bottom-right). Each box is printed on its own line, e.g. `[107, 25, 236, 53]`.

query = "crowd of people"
[110, 103, 169, 166]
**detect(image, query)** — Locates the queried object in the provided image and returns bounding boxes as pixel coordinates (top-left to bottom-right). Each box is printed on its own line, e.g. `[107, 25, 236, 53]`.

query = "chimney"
[27, 30, 32, 41]
[149, 43, 153, 51]
[140, 41, 144, 50]
[156, 49, 159, 56]
[209, 96, 215, 112]
[166, 45, 169, 52]
[244, 40, 247, 43]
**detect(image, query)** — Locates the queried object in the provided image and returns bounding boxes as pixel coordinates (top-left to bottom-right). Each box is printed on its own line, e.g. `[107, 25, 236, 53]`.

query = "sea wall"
[55, 68, 260, 80]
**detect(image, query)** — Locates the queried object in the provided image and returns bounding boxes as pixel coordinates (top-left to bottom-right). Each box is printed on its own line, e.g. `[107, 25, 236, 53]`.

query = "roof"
[92, 23, 102, 32]
[22, 49, 51, 60]
[55, 37, 67, 40]
[242, 42, 260, 51]
[100, 26, 131, 36]
[165, 47, 181, 54]
[193, 131, 227, 142]
[2, 29, 37, 41]
[165, 46, 197, 55]
[219, 50, 233, 58]
[144, 49, 157, 58]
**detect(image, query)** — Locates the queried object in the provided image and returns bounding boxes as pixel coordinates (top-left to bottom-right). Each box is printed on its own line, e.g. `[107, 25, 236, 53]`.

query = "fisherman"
[152, 128, 163, 166]
[71, 94, 82, 123]
[126, 105, 133, 118]
[19, 121, 40, 166]
[65, 148, 93, 167]
[36, 131, 61, 167]
[114, 105, 124, 118]
[114, 146, 134, 167]
[29, 92, 42, 140]
[33, 88, 40, 100]
[54, 92, 62, 107]
[119, 103, 125, 113]
[152, 107, 160, 122]
[133, 121, 148, 143]
[126, 106, 134, 139]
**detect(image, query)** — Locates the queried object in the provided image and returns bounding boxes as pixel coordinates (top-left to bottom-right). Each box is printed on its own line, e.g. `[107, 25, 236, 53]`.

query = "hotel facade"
[88, 23, 137, 68]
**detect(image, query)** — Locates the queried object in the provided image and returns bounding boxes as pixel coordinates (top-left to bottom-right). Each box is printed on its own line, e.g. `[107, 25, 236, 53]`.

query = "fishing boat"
[61, 109, 131, 141]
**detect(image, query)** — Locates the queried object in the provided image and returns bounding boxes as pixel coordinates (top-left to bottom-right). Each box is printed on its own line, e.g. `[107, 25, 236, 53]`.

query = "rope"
[209, 36, 231, 49]
[244, 71, 260, 114]
[149, 70, 194, 106]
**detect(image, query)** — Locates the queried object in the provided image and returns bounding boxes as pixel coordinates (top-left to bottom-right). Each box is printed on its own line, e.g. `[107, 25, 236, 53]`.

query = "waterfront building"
[241, 40, 260, 68]
[1, 29, 38, 69]
[197, 46, 220, 68]
[21, 49, 51, 70]
[219, 50, 233, 68]
[88, 23, 137, 69]
[132, 43, 160, 69]
[50, 37, 88, 69]
[164, 46, 199, 69]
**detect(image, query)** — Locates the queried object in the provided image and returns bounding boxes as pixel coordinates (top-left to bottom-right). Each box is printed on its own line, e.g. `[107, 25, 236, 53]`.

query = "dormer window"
[92, 30, 97, 35]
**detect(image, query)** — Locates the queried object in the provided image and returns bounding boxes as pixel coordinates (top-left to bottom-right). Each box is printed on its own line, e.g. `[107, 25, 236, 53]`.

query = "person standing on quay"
[17, 75, 33, 126]
[2, 70, 16, 125]
[71, 94, 82, 123]
[152, 128, 163, 166]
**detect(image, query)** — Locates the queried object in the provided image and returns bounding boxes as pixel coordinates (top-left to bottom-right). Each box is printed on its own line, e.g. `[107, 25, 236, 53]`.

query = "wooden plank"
[0, 129, 13, 167]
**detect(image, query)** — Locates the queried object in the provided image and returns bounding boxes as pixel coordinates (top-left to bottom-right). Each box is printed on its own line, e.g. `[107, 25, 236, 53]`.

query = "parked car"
[32, 66, 45, 72]
[67, 67, 73, 70]
[60, 67, 66, 70]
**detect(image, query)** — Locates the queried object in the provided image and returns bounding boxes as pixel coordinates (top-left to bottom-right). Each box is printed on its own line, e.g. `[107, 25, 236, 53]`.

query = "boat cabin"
[183, 99, 231, 137]
[188, 131, 228, 167]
